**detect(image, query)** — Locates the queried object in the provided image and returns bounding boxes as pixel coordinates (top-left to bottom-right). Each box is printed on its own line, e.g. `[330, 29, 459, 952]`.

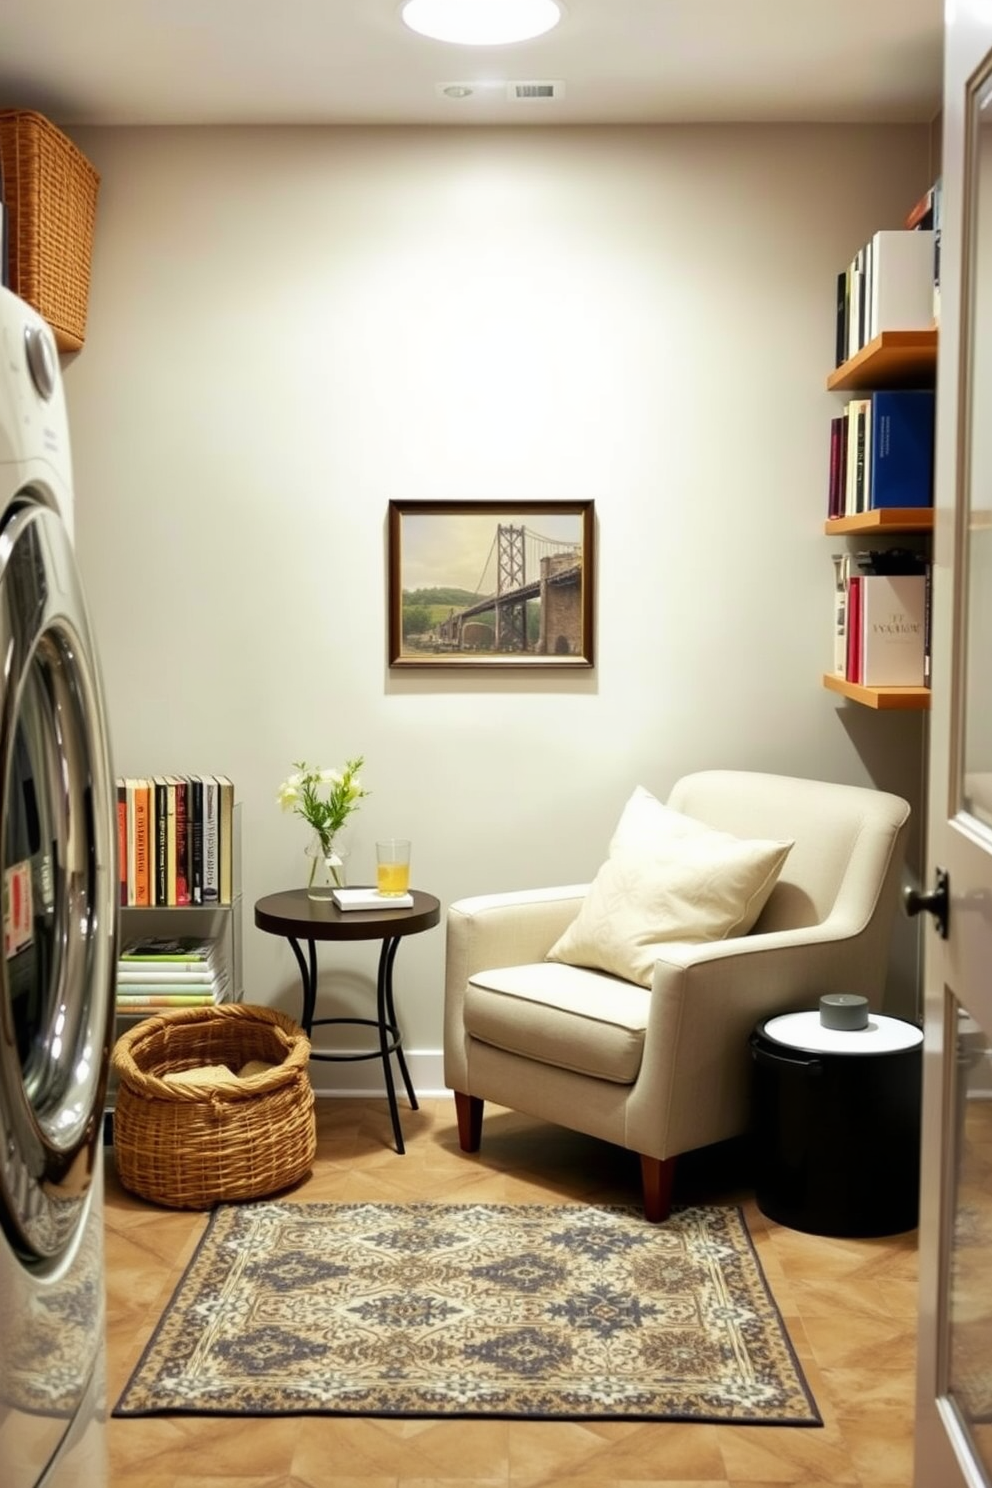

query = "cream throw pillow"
[546, 787, 793, 988]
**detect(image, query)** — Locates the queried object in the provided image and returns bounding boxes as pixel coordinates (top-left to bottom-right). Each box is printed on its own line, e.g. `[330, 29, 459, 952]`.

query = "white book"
[860, 574, 927, 686]
[332, 888, 414, 912]
[216, 776, 234, 905]
[868, 230, 936, 340]
[117, 962, 217, 983]
[845, 399, 870, 516]
[116, 967, 231, 997]
[847, 260, 863, 360]
[933, 178, 943, 325]
[832, 554, 850, 676]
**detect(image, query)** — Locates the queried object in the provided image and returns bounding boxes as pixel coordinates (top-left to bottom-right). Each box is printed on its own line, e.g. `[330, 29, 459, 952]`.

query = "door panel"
[915, 4, 992, 1484]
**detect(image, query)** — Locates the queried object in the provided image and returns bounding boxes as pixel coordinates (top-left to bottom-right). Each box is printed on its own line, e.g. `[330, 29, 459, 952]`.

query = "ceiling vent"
[507, 80, 565, 101]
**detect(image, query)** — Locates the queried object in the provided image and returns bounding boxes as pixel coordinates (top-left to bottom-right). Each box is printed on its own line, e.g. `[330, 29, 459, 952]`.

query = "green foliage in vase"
[276, 758, 369, 857]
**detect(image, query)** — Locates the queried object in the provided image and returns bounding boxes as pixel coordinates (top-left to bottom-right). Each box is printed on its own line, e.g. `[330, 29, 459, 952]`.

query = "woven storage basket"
[112, 1004, 316, 1210]
[0, 110, 99, 352]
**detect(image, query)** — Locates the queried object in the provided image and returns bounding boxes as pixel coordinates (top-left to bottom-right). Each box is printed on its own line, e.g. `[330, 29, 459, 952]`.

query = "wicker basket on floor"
[112, 1004, 316, 1209]
[0, 110, 100, 352]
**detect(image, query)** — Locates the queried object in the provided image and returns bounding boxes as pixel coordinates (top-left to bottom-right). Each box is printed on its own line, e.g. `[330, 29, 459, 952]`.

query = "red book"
[173, 776, 191, 906]
[846, 576, 863, 684]
[827, 416, 847, 520]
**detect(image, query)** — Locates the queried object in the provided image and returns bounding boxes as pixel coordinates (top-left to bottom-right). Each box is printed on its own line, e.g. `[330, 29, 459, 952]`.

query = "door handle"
[904, 867, 950, 939]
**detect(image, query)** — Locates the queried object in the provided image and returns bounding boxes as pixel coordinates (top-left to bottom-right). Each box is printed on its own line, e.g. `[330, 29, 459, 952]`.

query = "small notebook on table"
[331, 888, 414, 911]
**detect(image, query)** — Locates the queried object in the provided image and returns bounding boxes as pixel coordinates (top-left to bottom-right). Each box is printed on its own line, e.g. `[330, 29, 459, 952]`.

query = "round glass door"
[0, 499, 116, 1265]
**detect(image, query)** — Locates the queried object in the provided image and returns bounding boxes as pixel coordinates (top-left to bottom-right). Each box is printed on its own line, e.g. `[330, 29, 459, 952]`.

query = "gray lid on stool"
[819, 993, 869, 1031]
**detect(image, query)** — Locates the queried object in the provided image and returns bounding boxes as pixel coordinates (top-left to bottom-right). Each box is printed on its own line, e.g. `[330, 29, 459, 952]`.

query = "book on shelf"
[834, 270, 848, 369]
[217, 775, 235, 906]
[845, 575, 863, 683]
[116, 779, 127, 907]
[117, 972, 229, 996]
[117, 960, 218, 983]
[831, 554, 850, 675]
[933, 177, 943, 324]
[827, 416, 848, 519]
[866, 228, 936, 341]
[189, 776, 204, 905]
[202, 776, 220, 905]
[172, 775, 191, 906]
[868, 390, 935, 509]
[120, 935, 216, 962]
[117, 975, 225, 994]
[117, 955, 228, 984]
[164, 777, 177, 906]
[844, 398, 871, 516]
[125, 778, 137, 904]
[859, 572, 928, 686]
[846, 245, 867, 361]
[858, 397, 872, 514]
[116, 992, 218, 1009]
[152, 775, 169, 907]
[132, 778, 151, 907]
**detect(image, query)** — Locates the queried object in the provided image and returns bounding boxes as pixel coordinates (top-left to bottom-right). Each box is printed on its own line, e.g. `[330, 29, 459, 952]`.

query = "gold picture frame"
[387, 500, 595, 670]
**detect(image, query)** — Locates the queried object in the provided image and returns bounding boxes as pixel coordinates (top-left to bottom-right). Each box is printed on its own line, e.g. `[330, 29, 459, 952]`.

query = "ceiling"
[0, 0, 943, 129]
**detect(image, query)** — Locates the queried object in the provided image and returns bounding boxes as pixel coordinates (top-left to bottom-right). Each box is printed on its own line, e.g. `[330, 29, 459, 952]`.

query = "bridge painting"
[387, 500, 595, 669]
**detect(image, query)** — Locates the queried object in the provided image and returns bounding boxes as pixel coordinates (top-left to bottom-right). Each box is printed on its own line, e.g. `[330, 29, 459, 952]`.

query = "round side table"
[254, 889, 441, 1154]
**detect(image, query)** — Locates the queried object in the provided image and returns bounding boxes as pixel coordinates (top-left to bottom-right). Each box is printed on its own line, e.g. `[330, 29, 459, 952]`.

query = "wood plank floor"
[104, 1096, 919, 1487]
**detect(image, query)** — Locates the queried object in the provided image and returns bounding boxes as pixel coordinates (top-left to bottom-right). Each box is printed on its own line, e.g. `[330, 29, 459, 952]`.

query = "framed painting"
[387, 500, 595, 669]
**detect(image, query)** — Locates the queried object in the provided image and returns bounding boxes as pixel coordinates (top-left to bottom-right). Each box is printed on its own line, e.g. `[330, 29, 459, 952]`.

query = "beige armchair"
[444, 769, 911, 1222]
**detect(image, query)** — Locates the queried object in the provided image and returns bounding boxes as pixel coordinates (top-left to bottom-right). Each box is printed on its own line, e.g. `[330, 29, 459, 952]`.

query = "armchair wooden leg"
[640, 1154, 676, 1223]
[453, 1091, 483, 1152]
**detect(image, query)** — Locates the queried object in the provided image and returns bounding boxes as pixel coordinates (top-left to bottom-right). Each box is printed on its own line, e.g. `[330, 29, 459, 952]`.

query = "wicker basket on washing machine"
[111, 1003, 315, 1209]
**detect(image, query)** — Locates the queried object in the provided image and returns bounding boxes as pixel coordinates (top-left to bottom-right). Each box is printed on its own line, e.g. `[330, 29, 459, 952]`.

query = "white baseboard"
[308, 1047, 447, 1099]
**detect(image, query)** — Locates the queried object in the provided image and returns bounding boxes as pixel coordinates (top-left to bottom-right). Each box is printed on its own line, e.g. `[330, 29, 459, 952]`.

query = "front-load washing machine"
[0, 286, 117, 1487]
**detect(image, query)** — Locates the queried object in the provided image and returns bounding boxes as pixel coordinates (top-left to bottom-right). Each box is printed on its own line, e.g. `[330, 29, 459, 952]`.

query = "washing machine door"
[0, 498, 117, 1266]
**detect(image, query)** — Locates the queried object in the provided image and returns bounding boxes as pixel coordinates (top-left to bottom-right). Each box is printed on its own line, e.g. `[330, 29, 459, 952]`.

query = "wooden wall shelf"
[824, 509, 934, 535]
[826, 329, 938, 392]
[822, 674, 931, 710]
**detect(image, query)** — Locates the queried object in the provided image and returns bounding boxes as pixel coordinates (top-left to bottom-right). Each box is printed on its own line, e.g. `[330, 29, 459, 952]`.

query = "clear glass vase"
[305, 831, 346, 900]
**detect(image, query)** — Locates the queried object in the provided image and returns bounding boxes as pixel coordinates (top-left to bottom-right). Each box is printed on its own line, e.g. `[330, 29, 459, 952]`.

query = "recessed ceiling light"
[401, 0, 562, 47]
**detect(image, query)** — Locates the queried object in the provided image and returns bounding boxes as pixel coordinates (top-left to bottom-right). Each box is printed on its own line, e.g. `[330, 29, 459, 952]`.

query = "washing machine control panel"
[24, 323, 56, 400]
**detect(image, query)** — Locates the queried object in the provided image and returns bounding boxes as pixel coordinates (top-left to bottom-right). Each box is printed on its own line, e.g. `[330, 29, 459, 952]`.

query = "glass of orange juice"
[376, 839, 411, 897]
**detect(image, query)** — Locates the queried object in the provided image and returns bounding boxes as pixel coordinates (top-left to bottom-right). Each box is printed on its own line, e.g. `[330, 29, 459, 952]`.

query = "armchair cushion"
[466, 962, 649, 1083]
[545, 787, 793, 988]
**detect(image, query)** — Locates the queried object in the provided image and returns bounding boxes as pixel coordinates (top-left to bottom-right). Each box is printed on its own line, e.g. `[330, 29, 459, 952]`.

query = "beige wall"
[63, 123, 931, 1091]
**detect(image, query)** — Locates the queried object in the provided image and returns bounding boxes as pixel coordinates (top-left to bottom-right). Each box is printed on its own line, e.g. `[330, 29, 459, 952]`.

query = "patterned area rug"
[114, 1201, 821, 1425]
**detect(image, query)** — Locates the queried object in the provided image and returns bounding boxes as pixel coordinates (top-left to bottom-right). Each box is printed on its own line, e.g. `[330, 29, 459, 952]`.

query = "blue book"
[868, 390, 935, 509]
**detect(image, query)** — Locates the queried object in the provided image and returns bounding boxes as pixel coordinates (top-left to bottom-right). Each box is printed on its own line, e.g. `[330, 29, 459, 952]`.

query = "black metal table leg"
[287, 935, 318, 1033]
[381, 936, 417, 1110]
[288, 932, 414, 1155]
[376, 937, 412, 1153]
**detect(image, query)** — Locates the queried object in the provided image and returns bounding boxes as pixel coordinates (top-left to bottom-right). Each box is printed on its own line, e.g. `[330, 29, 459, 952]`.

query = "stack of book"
[116, 775, 235, 908]
[116, 936, 230, 1013]
[831, 549, 930, 688]
[827, 389, 935, 520]
[836, 216, 938, 368]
